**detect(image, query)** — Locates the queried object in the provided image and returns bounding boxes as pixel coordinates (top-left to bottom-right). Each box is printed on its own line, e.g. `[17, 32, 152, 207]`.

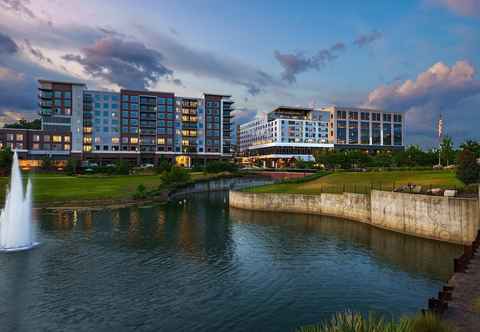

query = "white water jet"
[0, 152, 38, 252]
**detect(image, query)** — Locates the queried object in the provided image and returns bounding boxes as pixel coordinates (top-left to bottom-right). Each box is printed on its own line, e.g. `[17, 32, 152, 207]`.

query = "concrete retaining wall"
[229, 190, 480, 244]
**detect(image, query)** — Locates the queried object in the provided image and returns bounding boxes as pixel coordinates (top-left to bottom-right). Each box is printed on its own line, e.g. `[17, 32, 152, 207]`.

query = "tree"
[439, 136, 455, 166]
[460, 140, 480, 159]
[65, 158, 79, 175]
[0, 147, 13, 175]
[4, 118, 41, 130]
[41, 155, 53, 171]
[456, 149, 479, 184]
[115, 160, 130, 175]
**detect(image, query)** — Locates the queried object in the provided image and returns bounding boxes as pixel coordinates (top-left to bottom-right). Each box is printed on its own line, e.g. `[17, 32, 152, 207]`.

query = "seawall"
[229, 190, 480, 244]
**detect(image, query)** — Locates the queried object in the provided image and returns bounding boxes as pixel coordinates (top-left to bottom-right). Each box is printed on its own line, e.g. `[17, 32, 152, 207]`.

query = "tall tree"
[460, 140, 480, 159]
[439, 136, 455, 166]
[456, 149, 479, 184]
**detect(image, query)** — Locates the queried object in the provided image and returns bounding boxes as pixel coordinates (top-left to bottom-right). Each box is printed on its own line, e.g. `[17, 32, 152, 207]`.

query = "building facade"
[0, 80, 234, 169]
[239, 106, 405, 167]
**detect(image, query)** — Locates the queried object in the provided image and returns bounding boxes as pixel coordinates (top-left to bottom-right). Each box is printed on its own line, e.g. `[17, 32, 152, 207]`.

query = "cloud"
[366, 60, 480, 145]
[22, 39, 53, 64]
[137, 26, 280, 96]
[62, 36, 176, 90]
[0, 0, 35, 19]
[353, 30, 383, 48]
[429, 0, 480, 17]
[274, 42, 346, 83]
[0, 31, 19, 55]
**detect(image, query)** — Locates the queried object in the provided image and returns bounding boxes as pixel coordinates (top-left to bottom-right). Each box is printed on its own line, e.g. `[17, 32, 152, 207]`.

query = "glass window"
[64, 136, 70, 142]
[122, 127, 129, 133]
[52, 135, 62, 143]
[131, 103, 138, 110]
[360, 122, 370, 145]
[131, 96, 138, 103]
[394, 114, 402, 122]
[95, 103, 101, 109]
[64, 144, 70, 151]
[103, 127, 109, 132]
[111, 103, 118, 110]
[130, 119, 138, 126]
[360, 112, 370, 121]
[383, 114, 392, 122]
[383, 123, 392, 145]
[348, 121, 358, 144]
[122, 111, 129, 118]
[130, 127, 138, 133]
[394, 124, 402, 146]
[372, 113, 381, 121]
[32, 143, 40, 150]
[158, 97, 165, 104]
[130, 111, 138, 118]
[112, 95, 119, 101]
[103, 111, 108, 117]
[336, 120, 347, 144]
[95, 95, 101, 101]
[122, 103, 129, 109]
[44, 135, 50, 142]
[54, 91, 62, 98]
[16, 134, 23, 141]
[64, 100, 71, 107]
[64, 92, 71, 99]
[122, 95, 128, 102]
[130, 137, 138, 144]
[33, 135, 40, 142]
[372, 123, 381, 145]
[103, 103, 109, 109]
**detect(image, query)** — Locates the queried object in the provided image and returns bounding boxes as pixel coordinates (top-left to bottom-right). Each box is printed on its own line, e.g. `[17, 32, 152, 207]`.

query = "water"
[0, 192, 461, 331]
[0, 152, 37, 252]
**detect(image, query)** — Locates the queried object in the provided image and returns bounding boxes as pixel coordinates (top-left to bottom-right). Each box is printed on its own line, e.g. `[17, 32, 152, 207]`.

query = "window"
[32, 143, 40, 150]
[33, 135, 40, 142]
[383, 114, 392, 122]
[130, 111, 138, 118]
[84, 145, 92, 152]
[130, 127, 138, 133]
[348, 112, 358, 120]
[122, 137, 129, 144]
[336, 110, 346, 119]
[65, 108, 71, 115]
[372, 113, 381, 121]
[131, 96, 138, 103]
[64, 92, 71, 99]
[361, 122, 370, 145]
[394, 124, 402, 146]
[372, 123, 381, 145]
[94, 137, 101, 144]
[348, 121, 358, 144]
[16, 143, 23, 149]
[131, 103, 138, 110]
[103, 127, 109, 132]
[360, 112, 370, 121]
[54, 91, 62, 98]
[103, 95, 109, 101]
[16, 134, 23, 141]
[95, 103, 101, 109]
[122, 103, 129, 109]
[122, 95, 129, 101]
[157, 138, 165, 144]
[111, 137, 119, 144]
[394, 114, 402, 123]
[130, 119, 138, 126]
[336, 120, 347, 144]
[84, 137, 92, 144]
[44, 135, 50, 142]
[112, 95, 119, 101]
[103, 145, 109, 151]
[64, 100, 71, 107]
[112, 103, 118, 110]
[103, 103, 109, 109]
[64, 144, 70, 151]
[64, 136, 70, 142]
[383, 123, 392, 145]
[130, 137, 138, 144]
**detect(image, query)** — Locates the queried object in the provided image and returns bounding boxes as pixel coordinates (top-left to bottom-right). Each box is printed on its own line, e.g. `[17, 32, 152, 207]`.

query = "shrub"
[0, 147, 13, 175]
[156, 157, 172, 174]
[160, 166, 191, 186]
[133, 184, 147, 199]
[40, 155, 53, 171]
[205, 161, 238, 173]
[456, 149, 479, 184]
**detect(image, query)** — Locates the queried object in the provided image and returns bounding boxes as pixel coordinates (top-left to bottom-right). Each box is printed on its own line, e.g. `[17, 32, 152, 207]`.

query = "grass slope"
[0, 172, 216, 203]
[247, 170, 463, 195]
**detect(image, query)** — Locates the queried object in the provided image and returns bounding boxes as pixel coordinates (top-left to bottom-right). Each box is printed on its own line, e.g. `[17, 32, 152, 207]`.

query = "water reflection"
[1, 191, 461, 332]
[229, 208, 461, 281]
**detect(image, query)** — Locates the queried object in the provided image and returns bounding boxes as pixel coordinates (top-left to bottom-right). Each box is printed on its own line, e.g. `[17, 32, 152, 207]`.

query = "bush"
[133, 184, 147, 199]
[0, 147, 13, 175]
[160, 166, 191, 186]
[456, 149, 479, 184]
[41, 156, 53, 171]
[205, 161, 238, 173]
[156, 157, 172, 174]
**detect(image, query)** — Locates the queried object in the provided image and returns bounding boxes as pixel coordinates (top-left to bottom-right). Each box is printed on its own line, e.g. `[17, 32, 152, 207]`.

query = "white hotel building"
[238, 106, 405, 167]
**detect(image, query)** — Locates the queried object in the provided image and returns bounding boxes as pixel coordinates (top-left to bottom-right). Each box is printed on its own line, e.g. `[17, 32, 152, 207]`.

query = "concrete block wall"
[229, 189, 480, 245]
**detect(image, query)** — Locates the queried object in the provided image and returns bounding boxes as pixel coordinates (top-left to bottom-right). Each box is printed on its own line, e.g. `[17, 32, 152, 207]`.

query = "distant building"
[0, 79, 234, 169]
[238, 106, 405, 167]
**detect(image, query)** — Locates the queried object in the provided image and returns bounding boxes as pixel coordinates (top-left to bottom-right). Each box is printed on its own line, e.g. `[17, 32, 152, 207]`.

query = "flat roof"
[38, 79, 86, 86]
[272, 106, 314, 112]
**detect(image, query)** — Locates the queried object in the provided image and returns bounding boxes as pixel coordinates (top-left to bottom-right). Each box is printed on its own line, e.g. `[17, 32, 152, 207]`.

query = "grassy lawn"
[246, 170, 463, 195]
[0, 172, 222, 203]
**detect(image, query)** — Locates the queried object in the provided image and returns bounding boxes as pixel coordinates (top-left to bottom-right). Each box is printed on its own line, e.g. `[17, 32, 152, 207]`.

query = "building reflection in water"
[229, 207, 462, 281]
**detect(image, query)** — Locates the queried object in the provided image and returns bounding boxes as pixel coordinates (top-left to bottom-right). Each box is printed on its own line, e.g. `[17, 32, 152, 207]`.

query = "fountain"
[0, 152, 38, 252]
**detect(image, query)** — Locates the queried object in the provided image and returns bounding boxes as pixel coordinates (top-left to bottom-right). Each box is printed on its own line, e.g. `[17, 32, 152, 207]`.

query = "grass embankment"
[0, 172, 224, 203]
[246, 170, 463, 195]
[296, 311, 454, 332]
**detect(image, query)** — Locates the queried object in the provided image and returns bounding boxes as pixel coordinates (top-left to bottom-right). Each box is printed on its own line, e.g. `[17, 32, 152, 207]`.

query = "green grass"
[246, 170, 463, 195]
[296, 311, 455, 332]
[0, 172, 223, 203]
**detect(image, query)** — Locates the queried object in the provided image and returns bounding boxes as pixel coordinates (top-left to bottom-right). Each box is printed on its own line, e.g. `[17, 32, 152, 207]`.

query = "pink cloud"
[430, 0, 480, 17]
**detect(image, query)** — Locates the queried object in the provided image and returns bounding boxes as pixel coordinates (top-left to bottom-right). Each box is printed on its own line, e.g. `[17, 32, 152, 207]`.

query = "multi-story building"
[239, 106, 405, 167]
[0, 80, 234, 169]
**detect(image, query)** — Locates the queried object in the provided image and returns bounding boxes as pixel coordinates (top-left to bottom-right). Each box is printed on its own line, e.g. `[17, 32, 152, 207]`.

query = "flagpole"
[438, 114, 443, 166]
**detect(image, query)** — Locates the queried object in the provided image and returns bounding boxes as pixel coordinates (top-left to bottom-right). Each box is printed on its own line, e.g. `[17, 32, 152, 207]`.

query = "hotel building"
[1, 80, 234, 169]
[239, 106, 405, 167]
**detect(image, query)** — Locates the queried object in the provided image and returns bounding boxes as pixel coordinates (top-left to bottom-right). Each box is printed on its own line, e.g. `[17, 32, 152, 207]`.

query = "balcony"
[38, 91, 53, 99]
[39, 108, 52, 116]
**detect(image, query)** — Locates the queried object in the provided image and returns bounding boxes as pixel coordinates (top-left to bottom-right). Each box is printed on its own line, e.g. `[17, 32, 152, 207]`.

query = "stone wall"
[229, 190, 480, 245]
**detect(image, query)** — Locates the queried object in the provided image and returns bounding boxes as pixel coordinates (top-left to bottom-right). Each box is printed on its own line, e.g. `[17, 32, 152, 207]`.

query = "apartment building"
[238, 106, 405, 167]
[0, 80, 234, 169]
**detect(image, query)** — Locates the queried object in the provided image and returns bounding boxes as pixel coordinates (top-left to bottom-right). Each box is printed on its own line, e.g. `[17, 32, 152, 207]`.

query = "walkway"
[443, 238, 480, 332]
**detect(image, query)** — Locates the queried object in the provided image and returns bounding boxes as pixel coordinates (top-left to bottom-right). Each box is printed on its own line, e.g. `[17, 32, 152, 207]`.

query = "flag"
[438, 115, 443, 138]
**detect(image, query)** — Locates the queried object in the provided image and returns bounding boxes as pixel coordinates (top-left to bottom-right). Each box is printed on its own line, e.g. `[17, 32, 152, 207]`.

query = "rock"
[444, 190, 457, 197]
[428, 188, 444, 196]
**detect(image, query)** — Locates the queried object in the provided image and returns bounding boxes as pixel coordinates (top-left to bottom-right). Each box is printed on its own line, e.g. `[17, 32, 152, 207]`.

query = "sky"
[0, 0, 479, 147]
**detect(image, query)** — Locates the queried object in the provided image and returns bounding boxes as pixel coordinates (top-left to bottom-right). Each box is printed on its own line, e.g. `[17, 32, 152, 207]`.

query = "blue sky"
[0, 0, 479, 147]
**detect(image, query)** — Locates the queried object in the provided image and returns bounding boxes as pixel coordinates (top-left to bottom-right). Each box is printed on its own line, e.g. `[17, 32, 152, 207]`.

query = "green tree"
[160, 166, 191, 186]
[4, 118, 41, 129]
[456, 149, 479, 184]
[0, 147, 13, 175]
[65, 158, 79, 175]
[115, 160, 130, 175]
[41, 155, 53, 171]
[439, 136, 455, 166]
[460, 140, 480, 159]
